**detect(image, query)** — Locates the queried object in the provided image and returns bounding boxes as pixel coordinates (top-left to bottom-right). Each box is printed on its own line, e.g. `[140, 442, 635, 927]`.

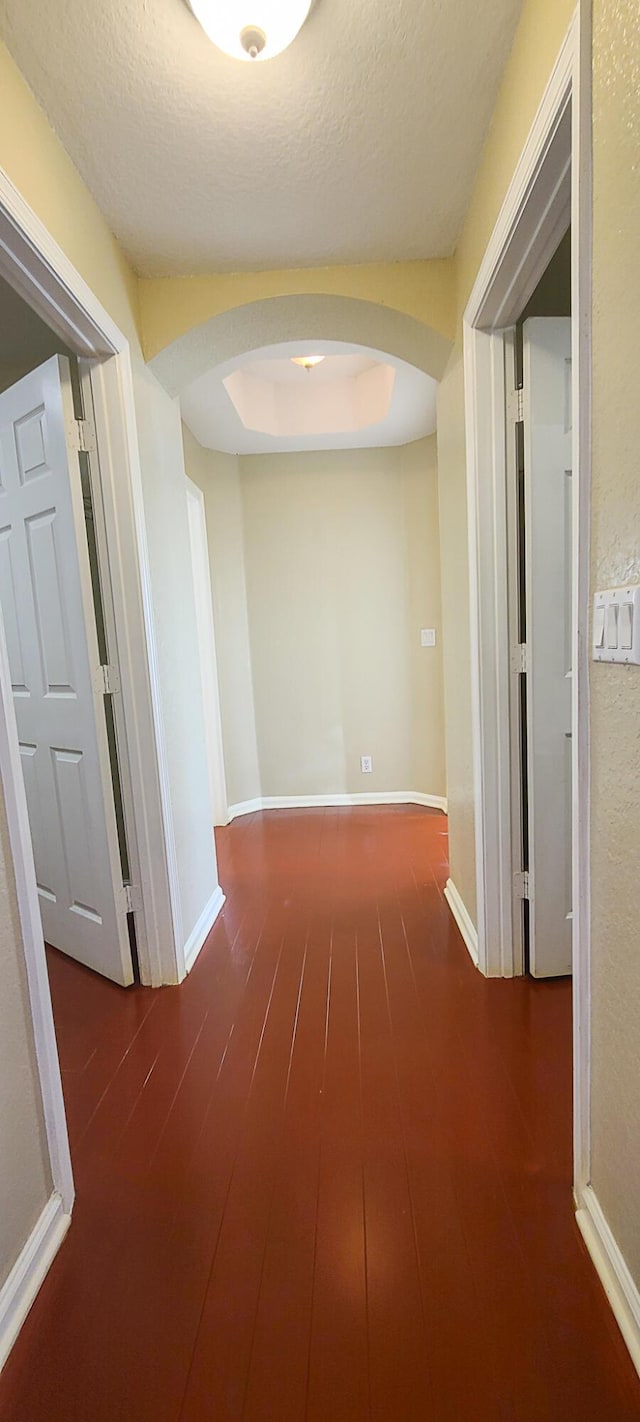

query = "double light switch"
[593, 586, 640, 664]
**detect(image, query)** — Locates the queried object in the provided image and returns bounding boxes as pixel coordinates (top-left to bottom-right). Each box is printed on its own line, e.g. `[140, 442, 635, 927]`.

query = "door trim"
[0, 167, 181, 988]
[0, 163, 186, 1227]
[462, 5, 592, 1199]
[184, 476, 229, 827]
[0, 612, 74, 1213]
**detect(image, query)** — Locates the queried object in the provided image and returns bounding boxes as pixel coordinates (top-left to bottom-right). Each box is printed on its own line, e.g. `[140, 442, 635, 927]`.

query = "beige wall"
[133, 368, 218, 946]
[589, 0, 640, 1286]
[182, 429, 261, 808]
[239, 439, 445, 800]
[0, 796, 51, 1282]
[401, 439, 447, 799]
[436, 345, 477, 920]
[183, 433, 445, 805]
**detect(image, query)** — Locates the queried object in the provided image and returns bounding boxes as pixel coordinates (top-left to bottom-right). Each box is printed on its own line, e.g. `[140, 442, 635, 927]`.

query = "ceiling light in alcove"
[290, 355, 325, 372]
[187, 0, 313, 61]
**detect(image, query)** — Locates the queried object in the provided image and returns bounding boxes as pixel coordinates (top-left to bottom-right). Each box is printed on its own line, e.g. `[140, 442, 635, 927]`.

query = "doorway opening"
[0, 276, 139, 986]
[462, 11, 591, 1203]
[506, 229, 573, 978]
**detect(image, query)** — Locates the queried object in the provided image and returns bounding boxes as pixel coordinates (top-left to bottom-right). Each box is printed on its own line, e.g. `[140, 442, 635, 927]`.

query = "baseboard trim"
[576, 1185, 640, 1378]
[444, 877, 479, 967]
[228, 792, 447, 818]
[0, 1192, 70, 1373]
[183, 884, 226, 976]
[226, 797, 263, 821]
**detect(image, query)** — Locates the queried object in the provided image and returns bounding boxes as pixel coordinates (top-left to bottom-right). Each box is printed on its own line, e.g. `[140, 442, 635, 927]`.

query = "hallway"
[1, 806, 639, 1421]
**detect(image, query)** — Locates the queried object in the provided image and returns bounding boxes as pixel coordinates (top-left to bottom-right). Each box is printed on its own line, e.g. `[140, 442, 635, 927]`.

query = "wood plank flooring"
[1, 806, 639, 1420]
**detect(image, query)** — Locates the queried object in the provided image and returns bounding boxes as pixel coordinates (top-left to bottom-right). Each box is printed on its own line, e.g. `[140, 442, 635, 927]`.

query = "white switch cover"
[360, 755, 373, 773]
[421, 628, 436, 647]
[593, 586, 640, 664]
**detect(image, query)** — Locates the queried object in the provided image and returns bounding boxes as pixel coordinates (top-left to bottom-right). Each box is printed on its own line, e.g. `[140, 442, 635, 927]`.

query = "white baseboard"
[182, 883, 226, 975]
[0, 1192, 70, 1373]
[228, 791, 447, 818]
[576, 1184, 640, 1378]
[226, 797, 263, 821]
[444, 877, 479, 967]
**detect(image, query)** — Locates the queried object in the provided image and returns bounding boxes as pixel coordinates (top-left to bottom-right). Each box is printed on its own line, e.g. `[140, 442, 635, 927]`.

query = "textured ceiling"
[180, 340, 437, 454]
[0, 0, 523, 276]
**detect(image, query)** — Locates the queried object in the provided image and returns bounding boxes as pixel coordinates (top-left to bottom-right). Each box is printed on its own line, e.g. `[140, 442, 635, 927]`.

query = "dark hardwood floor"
[1, 806, 639, 1420]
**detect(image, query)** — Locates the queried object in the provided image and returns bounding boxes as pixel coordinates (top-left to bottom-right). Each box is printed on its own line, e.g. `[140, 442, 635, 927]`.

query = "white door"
[0, 356, 134, 984]
[185, 477, 228, 827]
[522, 317, 573, 977]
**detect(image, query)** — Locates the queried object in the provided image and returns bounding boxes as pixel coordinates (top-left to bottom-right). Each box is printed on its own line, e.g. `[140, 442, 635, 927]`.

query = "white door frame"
[185, 476, 228, 827]
[0, 170, 186, 1214]
[462, 6, 591, 1195]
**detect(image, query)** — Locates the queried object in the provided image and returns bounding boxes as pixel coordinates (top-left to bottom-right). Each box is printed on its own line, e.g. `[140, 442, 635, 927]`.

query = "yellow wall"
[0, 42, 140, 349]
[455, 0, 576, 311]
[139, 260, 456, 363]
[589, 0, 640, 1288]
[436, 0, 576, 920]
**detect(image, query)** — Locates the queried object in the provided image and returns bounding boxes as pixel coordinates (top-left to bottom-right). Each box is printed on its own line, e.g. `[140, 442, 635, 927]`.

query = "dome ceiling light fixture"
[290, 354, 325, 372]
[187, 0, 313, 61]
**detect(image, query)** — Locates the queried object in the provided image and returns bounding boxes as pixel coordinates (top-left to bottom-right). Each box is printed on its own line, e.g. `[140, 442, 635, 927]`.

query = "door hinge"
[69, 415, 97, 455]
[122, 883, 140, 914]
[512, 642, 528, 674]
[93, 663, 121, 695]
[514, 870, 530, 900]
[508, 385, 525, 424]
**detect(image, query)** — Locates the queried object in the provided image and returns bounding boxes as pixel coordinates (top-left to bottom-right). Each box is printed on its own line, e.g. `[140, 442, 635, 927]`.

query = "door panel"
[0, 355, 133, 984]
[523, 317, 573, 978]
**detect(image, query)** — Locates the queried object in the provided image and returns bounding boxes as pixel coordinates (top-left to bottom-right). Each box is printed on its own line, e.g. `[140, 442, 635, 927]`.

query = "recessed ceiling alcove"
[180, 340, 437, 454]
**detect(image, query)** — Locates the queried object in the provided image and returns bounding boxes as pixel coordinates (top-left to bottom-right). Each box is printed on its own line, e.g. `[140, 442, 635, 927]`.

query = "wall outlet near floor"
[360, 755, 373, 773]
[421, 628, 437, 647]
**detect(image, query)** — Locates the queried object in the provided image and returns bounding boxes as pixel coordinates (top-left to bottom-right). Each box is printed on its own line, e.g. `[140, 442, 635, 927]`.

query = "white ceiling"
[180, 340, 437, 453]
[0, 0, 523, 276]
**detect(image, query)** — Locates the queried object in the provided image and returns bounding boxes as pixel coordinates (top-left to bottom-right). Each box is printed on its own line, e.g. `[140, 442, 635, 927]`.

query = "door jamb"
[0, 168, 181, 989]
[0, 167, 187, 1214]
[462, 5, 591, 1198]
[184, 476, 229, 828]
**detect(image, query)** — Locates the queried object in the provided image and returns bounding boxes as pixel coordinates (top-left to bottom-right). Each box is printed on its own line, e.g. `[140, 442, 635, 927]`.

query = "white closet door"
[0, 356, 133, 984]
[523, 317, 573, 978]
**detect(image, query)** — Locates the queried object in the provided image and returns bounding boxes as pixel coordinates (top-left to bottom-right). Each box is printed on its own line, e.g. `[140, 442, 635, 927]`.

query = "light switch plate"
[421, 628, 436, 647]
[593, 585, 640, 664]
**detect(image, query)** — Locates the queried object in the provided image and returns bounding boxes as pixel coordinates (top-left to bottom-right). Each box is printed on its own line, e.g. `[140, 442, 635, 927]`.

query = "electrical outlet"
[421, 628, 436, 647]
[360, 755, 373, 773]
